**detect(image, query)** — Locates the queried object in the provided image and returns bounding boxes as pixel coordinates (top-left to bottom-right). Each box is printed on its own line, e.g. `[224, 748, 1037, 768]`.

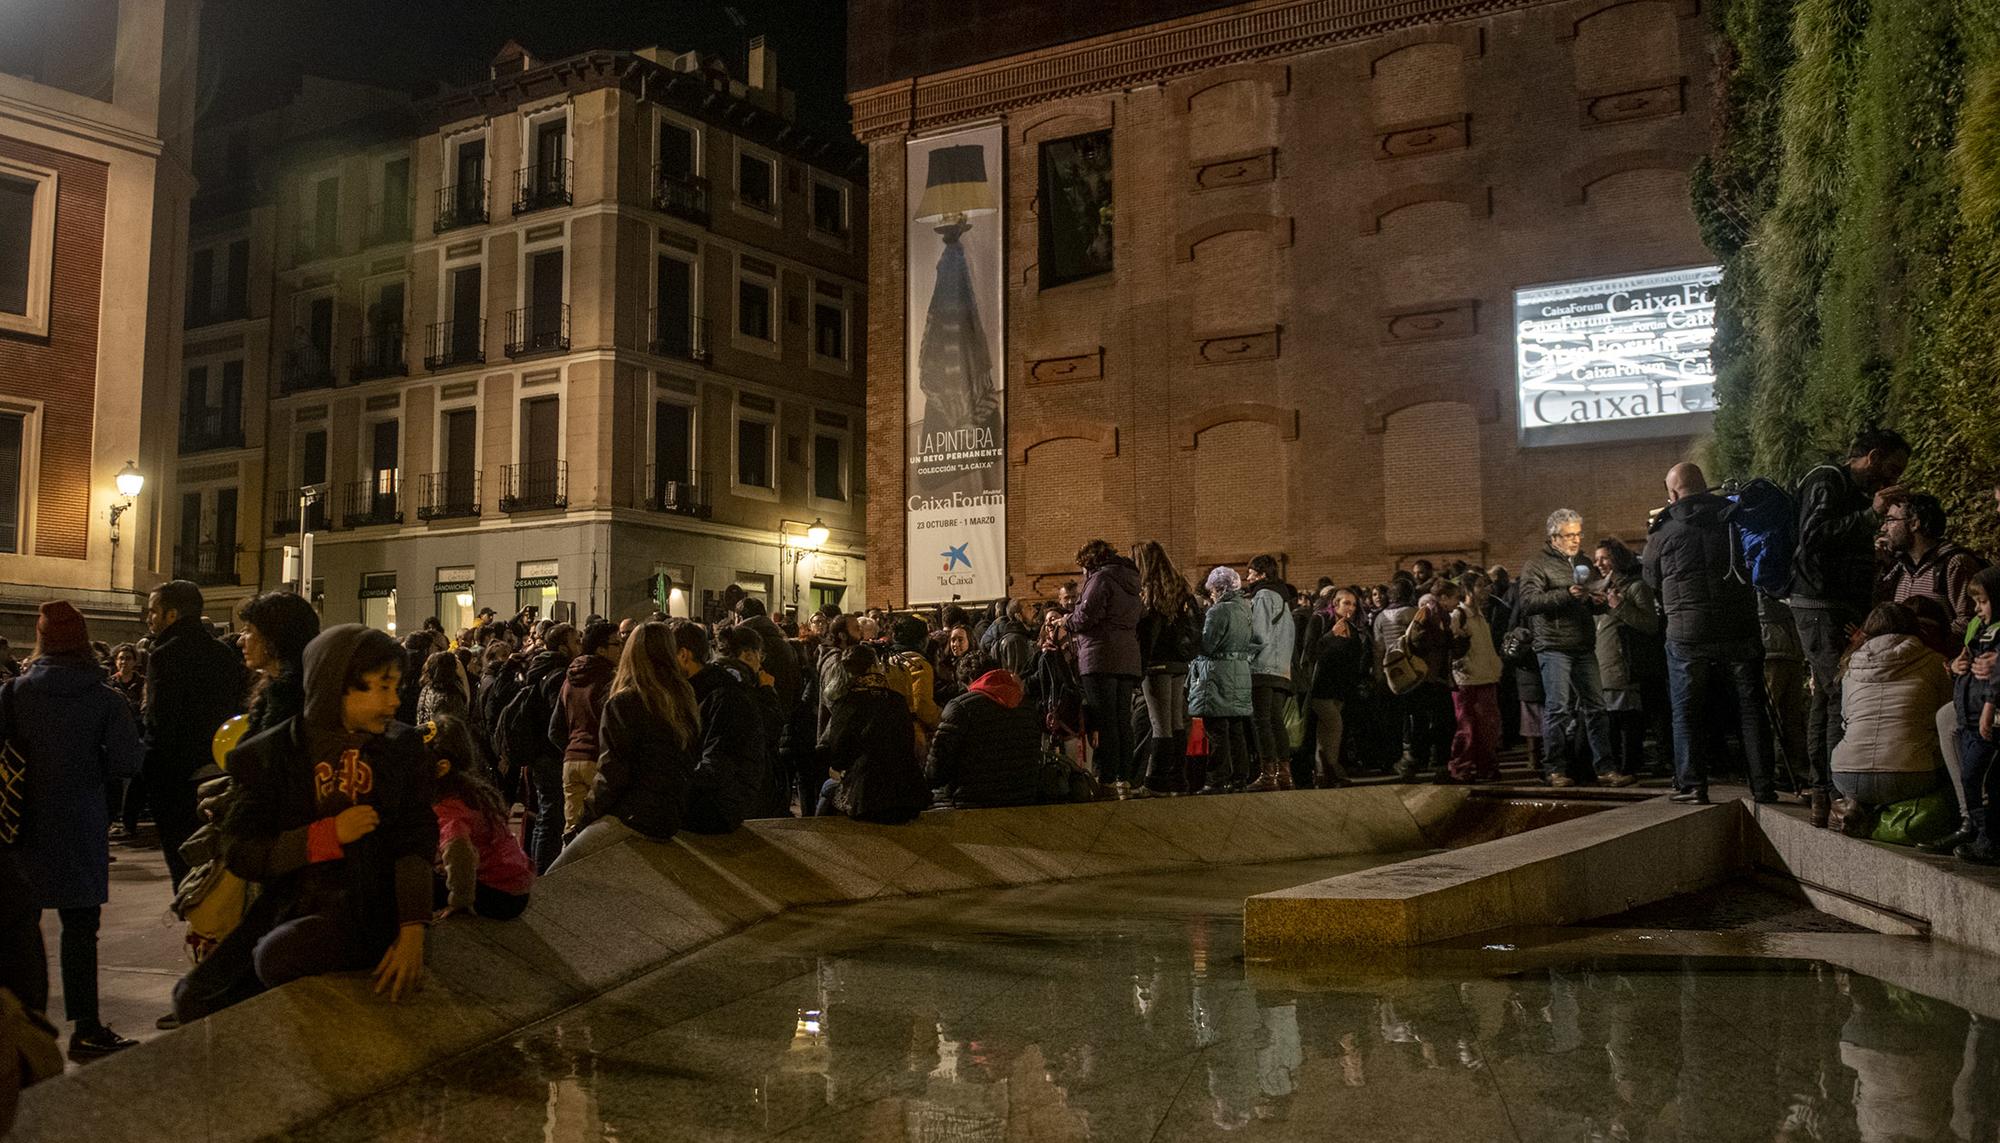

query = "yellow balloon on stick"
[211, 714, 249, 771]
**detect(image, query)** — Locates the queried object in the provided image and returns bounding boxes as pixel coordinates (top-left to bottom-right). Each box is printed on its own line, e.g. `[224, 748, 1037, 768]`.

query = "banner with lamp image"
[904, 123, 1006, 604]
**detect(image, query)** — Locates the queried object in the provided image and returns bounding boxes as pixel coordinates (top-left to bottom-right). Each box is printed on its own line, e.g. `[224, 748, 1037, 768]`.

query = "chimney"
[747, 35, 777, 96]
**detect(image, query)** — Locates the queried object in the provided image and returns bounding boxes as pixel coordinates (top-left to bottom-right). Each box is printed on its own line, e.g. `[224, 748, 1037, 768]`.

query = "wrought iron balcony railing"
[499, 459, 567, 513]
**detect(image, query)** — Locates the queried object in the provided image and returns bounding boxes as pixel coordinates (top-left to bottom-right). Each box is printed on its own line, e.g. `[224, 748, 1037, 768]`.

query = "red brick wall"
[0, 135, 107, 562]
[862, 0, 1711, 603]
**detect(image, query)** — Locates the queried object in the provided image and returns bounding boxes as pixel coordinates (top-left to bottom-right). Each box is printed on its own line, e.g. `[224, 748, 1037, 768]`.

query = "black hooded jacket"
[1643, 492, 1759, 646]
[688, 659, 779, 831]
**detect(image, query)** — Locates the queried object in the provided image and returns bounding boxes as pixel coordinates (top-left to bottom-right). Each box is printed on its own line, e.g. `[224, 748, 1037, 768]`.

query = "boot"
[1276, 758, 1296, 791]
[1918, 822, 1977, 855]
[1810, 787, 1832, 829]
[1246, 759, 1282, 792]
[1954, 808, 1996, 865]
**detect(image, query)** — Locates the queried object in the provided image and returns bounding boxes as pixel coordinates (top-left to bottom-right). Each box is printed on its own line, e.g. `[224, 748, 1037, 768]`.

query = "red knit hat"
[37, 600, 89, 655]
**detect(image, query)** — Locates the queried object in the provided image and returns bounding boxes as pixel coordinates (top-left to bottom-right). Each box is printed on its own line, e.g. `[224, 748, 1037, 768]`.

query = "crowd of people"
[4, 425, 1999, 1104]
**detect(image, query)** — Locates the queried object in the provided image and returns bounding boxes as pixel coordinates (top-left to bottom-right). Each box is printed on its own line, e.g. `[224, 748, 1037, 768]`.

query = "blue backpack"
[1726, 477, 1799, 599]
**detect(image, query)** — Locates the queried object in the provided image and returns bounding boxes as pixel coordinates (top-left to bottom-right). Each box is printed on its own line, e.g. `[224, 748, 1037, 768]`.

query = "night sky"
[194, 0, 851, 130]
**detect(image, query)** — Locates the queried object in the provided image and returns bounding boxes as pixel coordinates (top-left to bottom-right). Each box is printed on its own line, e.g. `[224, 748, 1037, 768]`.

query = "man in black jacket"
[141, 580, 247, 888]
[733, 597, 799, 719]
[1644, 463, 1775, 804]
[687, 625, 780, 831]
[503, 623, 576, 870]
[1516, 510, 1624, 787]
[928, 651, 1044, 807]
[1791, 428, 1909, 824]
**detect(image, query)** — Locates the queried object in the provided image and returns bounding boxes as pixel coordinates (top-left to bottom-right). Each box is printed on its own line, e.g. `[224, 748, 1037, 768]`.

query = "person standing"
[1517, 510, 1627, 788]
[549, 621, 621, 840]
[1066, 539, 1143, 796]
[1189, 567, 1258, 794]
[1447, 573, 1505, 783]
[141, 580, 247, 888]
[11, 602, 145, 1059]
[500, 623, 576, 871]
[1644, 463, 1777, 804]
[1791, 428, 1911, 826]
[1242, 555, 1299, 792]
[1592, 538, 1664, 781]
[685, 624, 779, 832]
[1133, 542, 1200, 794]
[733, 597, 799, 719]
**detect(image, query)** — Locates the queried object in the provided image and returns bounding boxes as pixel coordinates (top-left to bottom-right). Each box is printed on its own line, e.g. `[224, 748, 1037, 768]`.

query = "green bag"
[1282, 694, 1307, 751]
[1870, 788, 1955, 847]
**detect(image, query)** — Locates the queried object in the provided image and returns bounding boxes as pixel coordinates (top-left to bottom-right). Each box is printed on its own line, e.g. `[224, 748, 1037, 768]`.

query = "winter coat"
[1832, 634, 1952, 775]
[9, 655, 143, 909]
[584, 689, 694, 839]
[1793, 462, 1879, 611]
[221, 626, 439, 950]
[415, 682, 469, 730]
[1643, 492, 1759, 647]
[1067, 556, 1143, 678]
[689, 660, 777, 831]
[928, 670, 1045, 808]
[1309, 624, 1368, 702]
[817, 643, 854, 722]
[983, 615, 1035, 677]
[1594, 575, 1662, 692]
[819, 680, 928, 823]
[1517, 545, 1605, 655]
[1881, 542, 1986, 642]
[246, 670, 306, 738]
[1247, 580, 1297, 682]
[1452, 604, 1504, 688]
[736, 613, 800, 717]
[552, 653, 616, 765]
[143, 615, 247, 785]
[1188, 590, 1257, 718]
[1138, 602, 1200, 675]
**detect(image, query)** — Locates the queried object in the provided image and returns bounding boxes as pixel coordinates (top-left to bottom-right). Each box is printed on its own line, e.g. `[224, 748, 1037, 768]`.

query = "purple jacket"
[1067, 556, 1143, 677]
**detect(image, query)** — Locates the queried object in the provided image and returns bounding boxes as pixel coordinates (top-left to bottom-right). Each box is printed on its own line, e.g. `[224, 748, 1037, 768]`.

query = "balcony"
[351, 330, 407, 381]
[645, 466, 711, 519]
[648, 311, 708, 363]
[500, 460, 567, 513]
[341, 477, 402, 528]
[433, 181, 488, 233]
[281, 346, 337, 393]
[270, 487, 331, 535]
[416, 471, 481, 521]
[653, 168, 709, 225]
[514, 159, 572, 214]
[365, 199, 413, 246]
[293, 220, 338, 263]
[505, 304, 570, 357]
[173, 542, 240, 587]
[425, 319, 485, 370]
[179, 408, 244, 454]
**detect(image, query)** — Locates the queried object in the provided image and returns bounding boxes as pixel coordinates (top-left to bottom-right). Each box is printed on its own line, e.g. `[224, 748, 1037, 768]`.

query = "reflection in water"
[301, 891, 2000, 1142]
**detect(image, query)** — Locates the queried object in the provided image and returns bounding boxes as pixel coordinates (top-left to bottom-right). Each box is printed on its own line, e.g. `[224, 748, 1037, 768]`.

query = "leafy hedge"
[1701, 0, 2000, 555]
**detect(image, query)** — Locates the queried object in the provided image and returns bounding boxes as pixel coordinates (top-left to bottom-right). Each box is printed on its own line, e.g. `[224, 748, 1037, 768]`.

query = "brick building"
[176, 39, 868, 632]
[850, 0, 1715, 603]
[0, 0, 199, 641]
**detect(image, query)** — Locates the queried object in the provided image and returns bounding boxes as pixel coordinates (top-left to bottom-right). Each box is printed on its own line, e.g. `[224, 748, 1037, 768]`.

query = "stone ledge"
[15, 785, 1466, 1142]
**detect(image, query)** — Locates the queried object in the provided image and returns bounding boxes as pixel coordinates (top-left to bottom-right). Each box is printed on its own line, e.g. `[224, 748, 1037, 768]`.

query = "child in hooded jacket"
[427, 715, 534, 919]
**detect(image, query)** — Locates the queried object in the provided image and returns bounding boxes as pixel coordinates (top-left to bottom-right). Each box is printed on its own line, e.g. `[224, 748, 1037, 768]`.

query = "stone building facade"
[0, 0, 199, 641]
[850, 0, 1715, 603]
[177, 40, 867, 633]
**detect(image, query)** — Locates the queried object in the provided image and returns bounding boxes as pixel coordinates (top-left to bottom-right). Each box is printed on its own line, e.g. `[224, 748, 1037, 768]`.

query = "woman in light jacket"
[1833, 603, 1952, 813]
[1187, 566, 1259, 795]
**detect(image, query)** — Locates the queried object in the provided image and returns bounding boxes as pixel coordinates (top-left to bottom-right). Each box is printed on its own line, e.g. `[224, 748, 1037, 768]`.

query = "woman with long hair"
[1133, 541, 1199, 794]
[237, 591, 321, 736]
[1066, 538, 1143, 796]
[547, 622, 701, 869]
[415, 649, 472, 728]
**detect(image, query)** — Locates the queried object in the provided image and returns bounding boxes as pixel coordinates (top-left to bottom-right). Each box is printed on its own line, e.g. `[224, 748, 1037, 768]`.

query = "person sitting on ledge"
[928, 650, 1044, 809]
[817, 644, 928, 824]
[173, 626, 437, 1022]
[1830, 603, 1951, 832]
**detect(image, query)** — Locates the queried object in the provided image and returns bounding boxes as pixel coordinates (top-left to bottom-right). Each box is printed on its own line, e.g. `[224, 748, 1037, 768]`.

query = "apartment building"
[181, 39, 866, 633]
[0, 0, 199, 641]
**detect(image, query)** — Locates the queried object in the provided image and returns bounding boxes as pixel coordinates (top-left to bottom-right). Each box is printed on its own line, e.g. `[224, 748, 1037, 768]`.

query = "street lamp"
[108, 462, 144, 580]
[781, 518, 829, 608]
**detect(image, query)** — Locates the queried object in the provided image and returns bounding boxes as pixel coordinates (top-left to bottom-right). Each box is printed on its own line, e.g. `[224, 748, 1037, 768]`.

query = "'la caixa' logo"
[941, 543, 971, 572]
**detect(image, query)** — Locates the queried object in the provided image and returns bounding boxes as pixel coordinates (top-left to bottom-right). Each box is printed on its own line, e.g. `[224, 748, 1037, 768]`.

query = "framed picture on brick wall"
[1036, 130, 1113, 289]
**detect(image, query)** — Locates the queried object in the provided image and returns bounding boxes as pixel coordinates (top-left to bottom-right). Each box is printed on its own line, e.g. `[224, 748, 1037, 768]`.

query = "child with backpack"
[427, 716, 534, 920]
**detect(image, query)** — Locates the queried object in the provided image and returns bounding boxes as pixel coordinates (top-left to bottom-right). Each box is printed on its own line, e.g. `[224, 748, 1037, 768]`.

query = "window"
[305, 175, 339, 258]
[736, 412, 773, 490]
[0, 162, 56, 336]
[180, 361, 243, 452]
[360, 572, 398, 633]
[811, 178, 847, 236]
[376, 157, 411, 240]
[737, 150, 774, 212]
[813, 432, 846, 502]
[441, 406, 478, 513]
[516, 561, 559, 615]
[737, 265, 773, 343]
[812, 287, 847, 364]
[658, 119, 697, 181]
[434, 569, 475, 636]
[0, 410, 22, 553]
[654, 252, 697, 357]
[654, 399, 693, 485]
[1037, 130, 1115, 289]
[515, 395, 563, 509]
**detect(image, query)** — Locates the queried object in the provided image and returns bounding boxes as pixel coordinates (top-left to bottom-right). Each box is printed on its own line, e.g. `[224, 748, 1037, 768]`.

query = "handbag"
[1499, 626, 1537, 668]
[0, 682, 25, 848]
[1870, 788, 1954, 847]
[1381, 621, 1429, 696]
[1186, 716, 1210, 757]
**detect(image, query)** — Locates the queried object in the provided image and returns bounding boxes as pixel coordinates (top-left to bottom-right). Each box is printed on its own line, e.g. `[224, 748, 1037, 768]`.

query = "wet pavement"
[292, 856, 2000, 1143]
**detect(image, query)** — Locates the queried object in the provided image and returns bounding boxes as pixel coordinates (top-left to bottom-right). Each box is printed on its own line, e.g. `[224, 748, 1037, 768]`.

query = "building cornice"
[0, 89, 165, 160]
[846, 0, 1568, 140]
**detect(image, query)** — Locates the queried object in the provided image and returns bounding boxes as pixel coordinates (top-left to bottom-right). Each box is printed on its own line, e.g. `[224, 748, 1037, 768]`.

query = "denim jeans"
[1537, 650, 1615, 778]
[1081, 673, 1139, 785]
[1959, 724, 1995, 819]
[1665, 638, 1774, 796]
[1791, 602, 1855, 793]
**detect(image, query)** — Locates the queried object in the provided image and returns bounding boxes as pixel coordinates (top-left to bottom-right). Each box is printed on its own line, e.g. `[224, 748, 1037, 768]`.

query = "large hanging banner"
[905, 124, 1006, 604]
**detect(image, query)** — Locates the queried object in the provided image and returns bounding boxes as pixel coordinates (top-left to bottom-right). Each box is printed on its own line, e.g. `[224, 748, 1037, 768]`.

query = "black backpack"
[497, 671, 557, 770]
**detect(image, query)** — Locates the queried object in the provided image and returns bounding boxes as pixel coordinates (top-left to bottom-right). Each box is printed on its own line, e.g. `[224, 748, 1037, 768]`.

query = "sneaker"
[1605, 773, 1640, 788]
[69, 1025, 138, 1061]
[1127, 784, 1154, 799]
[1547, 775, 1576, 788]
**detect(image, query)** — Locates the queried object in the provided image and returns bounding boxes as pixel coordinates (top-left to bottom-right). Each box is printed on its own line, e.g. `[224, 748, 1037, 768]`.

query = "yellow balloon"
[212, 714, 249, 771]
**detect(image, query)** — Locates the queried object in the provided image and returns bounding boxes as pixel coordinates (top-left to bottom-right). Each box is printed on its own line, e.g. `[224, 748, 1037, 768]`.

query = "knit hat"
[37, 600, 89, 655]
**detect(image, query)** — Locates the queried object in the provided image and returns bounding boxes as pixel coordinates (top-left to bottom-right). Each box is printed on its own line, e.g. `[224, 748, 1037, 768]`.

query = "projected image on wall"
[1514, 265, 1722, 447]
